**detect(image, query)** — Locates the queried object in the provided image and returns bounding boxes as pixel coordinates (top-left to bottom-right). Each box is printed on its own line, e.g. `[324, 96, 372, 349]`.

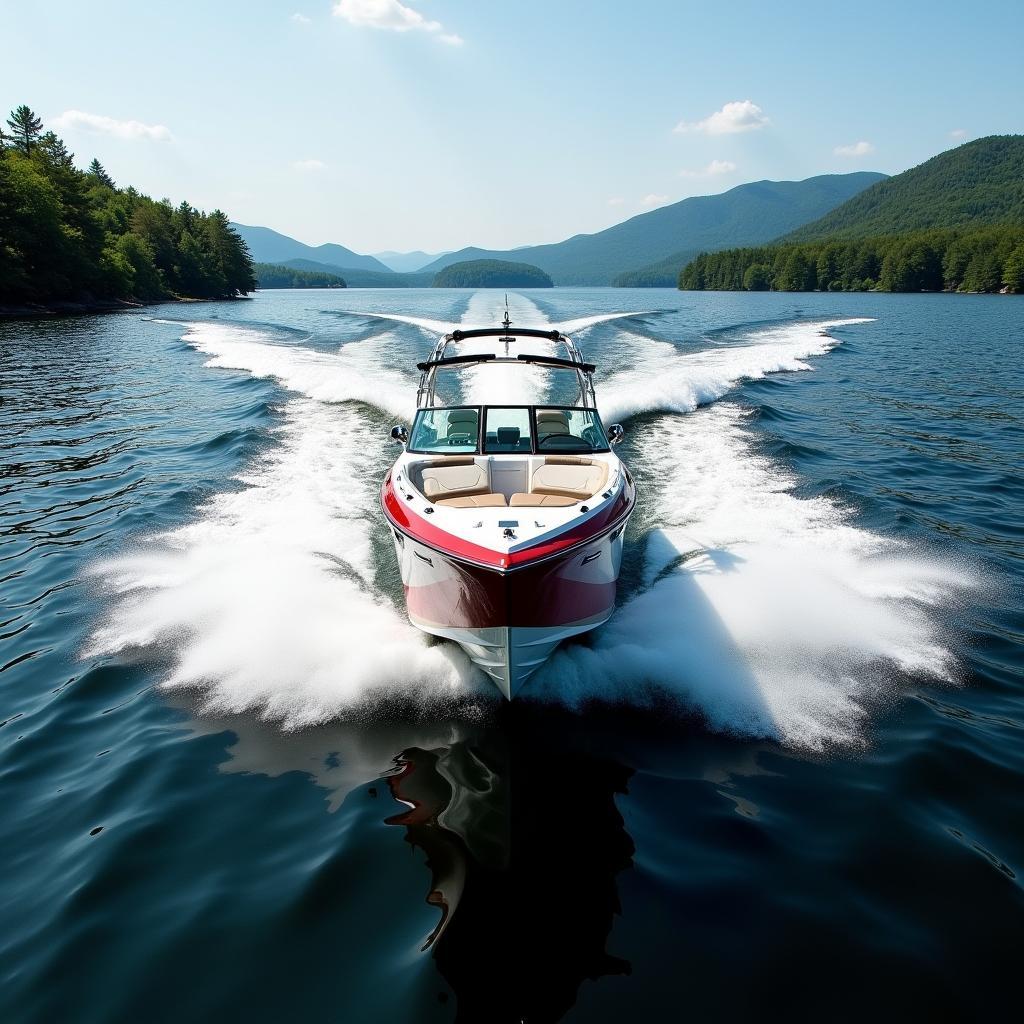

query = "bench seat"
[509, 493, 578, 507]
[435, 493, 508, 508]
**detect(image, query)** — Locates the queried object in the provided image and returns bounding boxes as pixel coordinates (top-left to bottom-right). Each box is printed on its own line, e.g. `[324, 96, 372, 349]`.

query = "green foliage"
[678, 226, 1024, 294]
[255, 263, 346, 288]
[0, 104, 254, 307]
[783, 136, 1024, 242]
[6, 105, 43, 155]
[432, 259, 553, 288]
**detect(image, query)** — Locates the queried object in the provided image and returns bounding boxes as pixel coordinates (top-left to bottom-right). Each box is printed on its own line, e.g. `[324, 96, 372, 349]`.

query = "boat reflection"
[177, 700, 771, 1022]
[385, 724, 635, 1022]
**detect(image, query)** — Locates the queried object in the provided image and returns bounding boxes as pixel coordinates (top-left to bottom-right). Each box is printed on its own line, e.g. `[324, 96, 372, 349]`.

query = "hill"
[782, 136, 1024, 242]
[421, 173, 885, 285]
[229, 223, 391, 274]
[432, 260, 553, 288]
[280, 258, 433, 288]
[255, 263, 346, 288]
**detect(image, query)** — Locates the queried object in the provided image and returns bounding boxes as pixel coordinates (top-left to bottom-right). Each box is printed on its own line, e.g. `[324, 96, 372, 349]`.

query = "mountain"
[373, 250, 449, 273]
[781, 136, 1024, 243]
[229, 223, 392, 273]
[432, 260, 553, 288]
[280, 258, 433, 288]
[420, 172, 886, 285]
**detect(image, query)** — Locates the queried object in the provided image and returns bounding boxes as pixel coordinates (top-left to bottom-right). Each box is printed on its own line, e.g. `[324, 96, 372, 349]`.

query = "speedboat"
[381, 315, 636, 699]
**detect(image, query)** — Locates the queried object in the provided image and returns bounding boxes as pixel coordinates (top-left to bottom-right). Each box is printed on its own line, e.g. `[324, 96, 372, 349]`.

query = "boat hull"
[389, 521, 627, 698]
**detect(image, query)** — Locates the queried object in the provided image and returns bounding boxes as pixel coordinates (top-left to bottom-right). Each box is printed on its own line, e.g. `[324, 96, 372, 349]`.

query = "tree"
[742, 263, 771, 290]
[1001, 244, 1024, 293]
[88, 159, 116, 188]
[6, 105, 44, 155]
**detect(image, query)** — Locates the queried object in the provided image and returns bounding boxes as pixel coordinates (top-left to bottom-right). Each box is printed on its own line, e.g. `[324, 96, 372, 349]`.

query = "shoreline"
[0, 295, 250, 322]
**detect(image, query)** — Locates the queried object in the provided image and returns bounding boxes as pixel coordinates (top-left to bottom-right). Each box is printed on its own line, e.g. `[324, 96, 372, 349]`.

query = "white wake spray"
[89, 305, 973, 748]
[532, 399, 972, 749]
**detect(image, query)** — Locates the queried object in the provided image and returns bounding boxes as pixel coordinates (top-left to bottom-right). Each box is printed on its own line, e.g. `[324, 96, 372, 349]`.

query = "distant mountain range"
[420, 173, 886, 286]
[230, 223, 392, 273]
[372, 250, 449, 273]
[235, 171, 886, 289]
[781, 135, 1024, 242]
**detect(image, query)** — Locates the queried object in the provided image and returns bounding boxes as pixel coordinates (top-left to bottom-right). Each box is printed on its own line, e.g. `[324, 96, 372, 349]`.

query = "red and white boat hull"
[383, 478, 633, 698]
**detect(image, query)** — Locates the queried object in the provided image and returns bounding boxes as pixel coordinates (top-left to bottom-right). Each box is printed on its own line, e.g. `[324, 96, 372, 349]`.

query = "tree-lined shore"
[680, 226, 1024, 294]
[0, 105, 255, 313]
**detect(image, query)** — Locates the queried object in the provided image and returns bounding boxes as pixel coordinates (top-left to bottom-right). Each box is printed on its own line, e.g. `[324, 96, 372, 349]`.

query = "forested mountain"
[420, 173, 885, 285]
[782, 136, 1024, 242]
[432, 260, 553, 288]
[255, 263, 346, 288]
[280, 258, 433, 287]
[231, 223, 391, 273]
[0, 105, 254, 308]
[677, 136, 1024, 294]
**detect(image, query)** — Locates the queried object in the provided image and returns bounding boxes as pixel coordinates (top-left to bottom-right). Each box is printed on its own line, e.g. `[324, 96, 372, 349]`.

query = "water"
[1, 289, 1021, 1022]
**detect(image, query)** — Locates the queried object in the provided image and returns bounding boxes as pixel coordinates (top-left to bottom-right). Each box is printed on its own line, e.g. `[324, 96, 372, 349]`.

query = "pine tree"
[88, 159, 116, 188]
[6, 105, 44, 155]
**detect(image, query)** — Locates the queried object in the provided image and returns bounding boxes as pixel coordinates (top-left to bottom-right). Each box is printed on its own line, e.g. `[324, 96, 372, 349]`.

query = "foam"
[531, 402, 973, 750]
[181, 321, 417, 419]
[597, 318, 874, 424]
[87, 395, 486, 729]
[91, 306, 972, 749]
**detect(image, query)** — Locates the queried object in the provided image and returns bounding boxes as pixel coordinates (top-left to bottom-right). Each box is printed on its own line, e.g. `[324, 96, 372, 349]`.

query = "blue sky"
[6, 0, 1023, 253]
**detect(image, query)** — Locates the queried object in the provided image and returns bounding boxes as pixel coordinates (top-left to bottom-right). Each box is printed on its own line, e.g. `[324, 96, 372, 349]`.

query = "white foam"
[88, 393, 485, 729]
[182, 321, 418, 420]
[92, 307, 972, 750]
[597, 318, 873, 423]
[532, 402, 973, 750]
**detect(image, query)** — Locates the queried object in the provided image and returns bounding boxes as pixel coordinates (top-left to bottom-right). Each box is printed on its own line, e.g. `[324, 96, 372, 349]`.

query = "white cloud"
[291, 13, 311, 24]
[949, 128, 968, 139]
[51, 110, 172, 141]
[680, 159, 737, 178]
[292, 158, 326, 171]
[332, 0, 462, 43]
[834, 140, 875, 157]
[607, 197, 625, 206]
[674, 100, 768, 135]
[641, 194, 669, 207]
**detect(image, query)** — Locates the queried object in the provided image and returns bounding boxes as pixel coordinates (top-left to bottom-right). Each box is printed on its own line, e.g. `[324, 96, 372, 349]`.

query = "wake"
[88, 301, 973, 748]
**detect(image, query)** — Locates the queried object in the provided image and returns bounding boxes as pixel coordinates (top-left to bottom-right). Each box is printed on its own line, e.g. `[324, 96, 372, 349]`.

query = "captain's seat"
[445, 408, 479, 444]
[536, 410, 570, 439]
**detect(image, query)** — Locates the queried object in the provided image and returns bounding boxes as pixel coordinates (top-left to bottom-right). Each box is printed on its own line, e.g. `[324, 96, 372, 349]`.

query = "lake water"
[1, 289, 1021, 1022]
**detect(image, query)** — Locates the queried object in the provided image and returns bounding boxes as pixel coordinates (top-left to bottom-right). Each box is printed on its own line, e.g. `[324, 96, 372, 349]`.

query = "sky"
[6, 0, 1024, 254]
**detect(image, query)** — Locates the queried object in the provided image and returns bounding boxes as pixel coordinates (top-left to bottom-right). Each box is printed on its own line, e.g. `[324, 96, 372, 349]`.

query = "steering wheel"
[539, 433, 589, 450]
[447, 433, 472, 445]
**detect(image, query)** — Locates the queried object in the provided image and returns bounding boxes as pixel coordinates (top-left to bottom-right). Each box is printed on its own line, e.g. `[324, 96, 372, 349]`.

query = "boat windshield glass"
[535, 407, 610, 453]
[484, 407, 533, 453]
[408, 407, 479, 453]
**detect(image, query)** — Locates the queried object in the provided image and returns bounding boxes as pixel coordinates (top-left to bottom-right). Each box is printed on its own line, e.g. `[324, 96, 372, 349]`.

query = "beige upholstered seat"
[509, 493, 577, 507]
[445, 408, 479, 442]
[436, 493, 508, 508]
[416, 459, 490, 501]
[530, 457, 608, 500]
[536, 411, 570, 437]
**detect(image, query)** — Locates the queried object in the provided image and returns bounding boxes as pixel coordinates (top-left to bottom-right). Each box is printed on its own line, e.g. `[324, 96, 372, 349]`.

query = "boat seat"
[415, 459, 491, 502]
[509, 493, 577, 507]
[530, 457, 608, 500]
[436, 493, 508, 508]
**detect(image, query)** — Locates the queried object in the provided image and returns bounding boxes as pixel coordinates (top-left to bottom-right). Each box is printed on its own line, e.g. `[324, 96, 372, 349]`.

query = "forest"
[432, 259, 553, 288]
[679, 226, 1024, 294]
[255, 263, 346, 289]
[0, 105, 255, 308]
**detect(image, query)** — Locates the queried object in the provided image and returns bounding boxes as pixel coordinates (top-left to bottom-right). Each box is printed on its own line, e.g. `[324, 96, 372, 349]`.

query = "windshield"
[535, 407, 610, 453]
[408, 407, 479, 453]
[406, 406, 610, 455]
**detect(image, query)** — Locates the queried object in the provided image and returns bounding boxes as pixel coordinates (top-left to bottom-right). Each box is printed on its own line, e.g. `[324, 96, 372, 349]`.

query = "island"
[432, 259, 554, 288]
[255, 263, 346, 289]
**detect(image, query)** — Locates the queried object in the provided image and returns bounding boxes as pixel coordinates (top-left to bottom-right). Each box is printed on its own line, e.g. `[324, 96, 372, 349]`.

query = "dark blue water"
[1, 290, 1021, 1022]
